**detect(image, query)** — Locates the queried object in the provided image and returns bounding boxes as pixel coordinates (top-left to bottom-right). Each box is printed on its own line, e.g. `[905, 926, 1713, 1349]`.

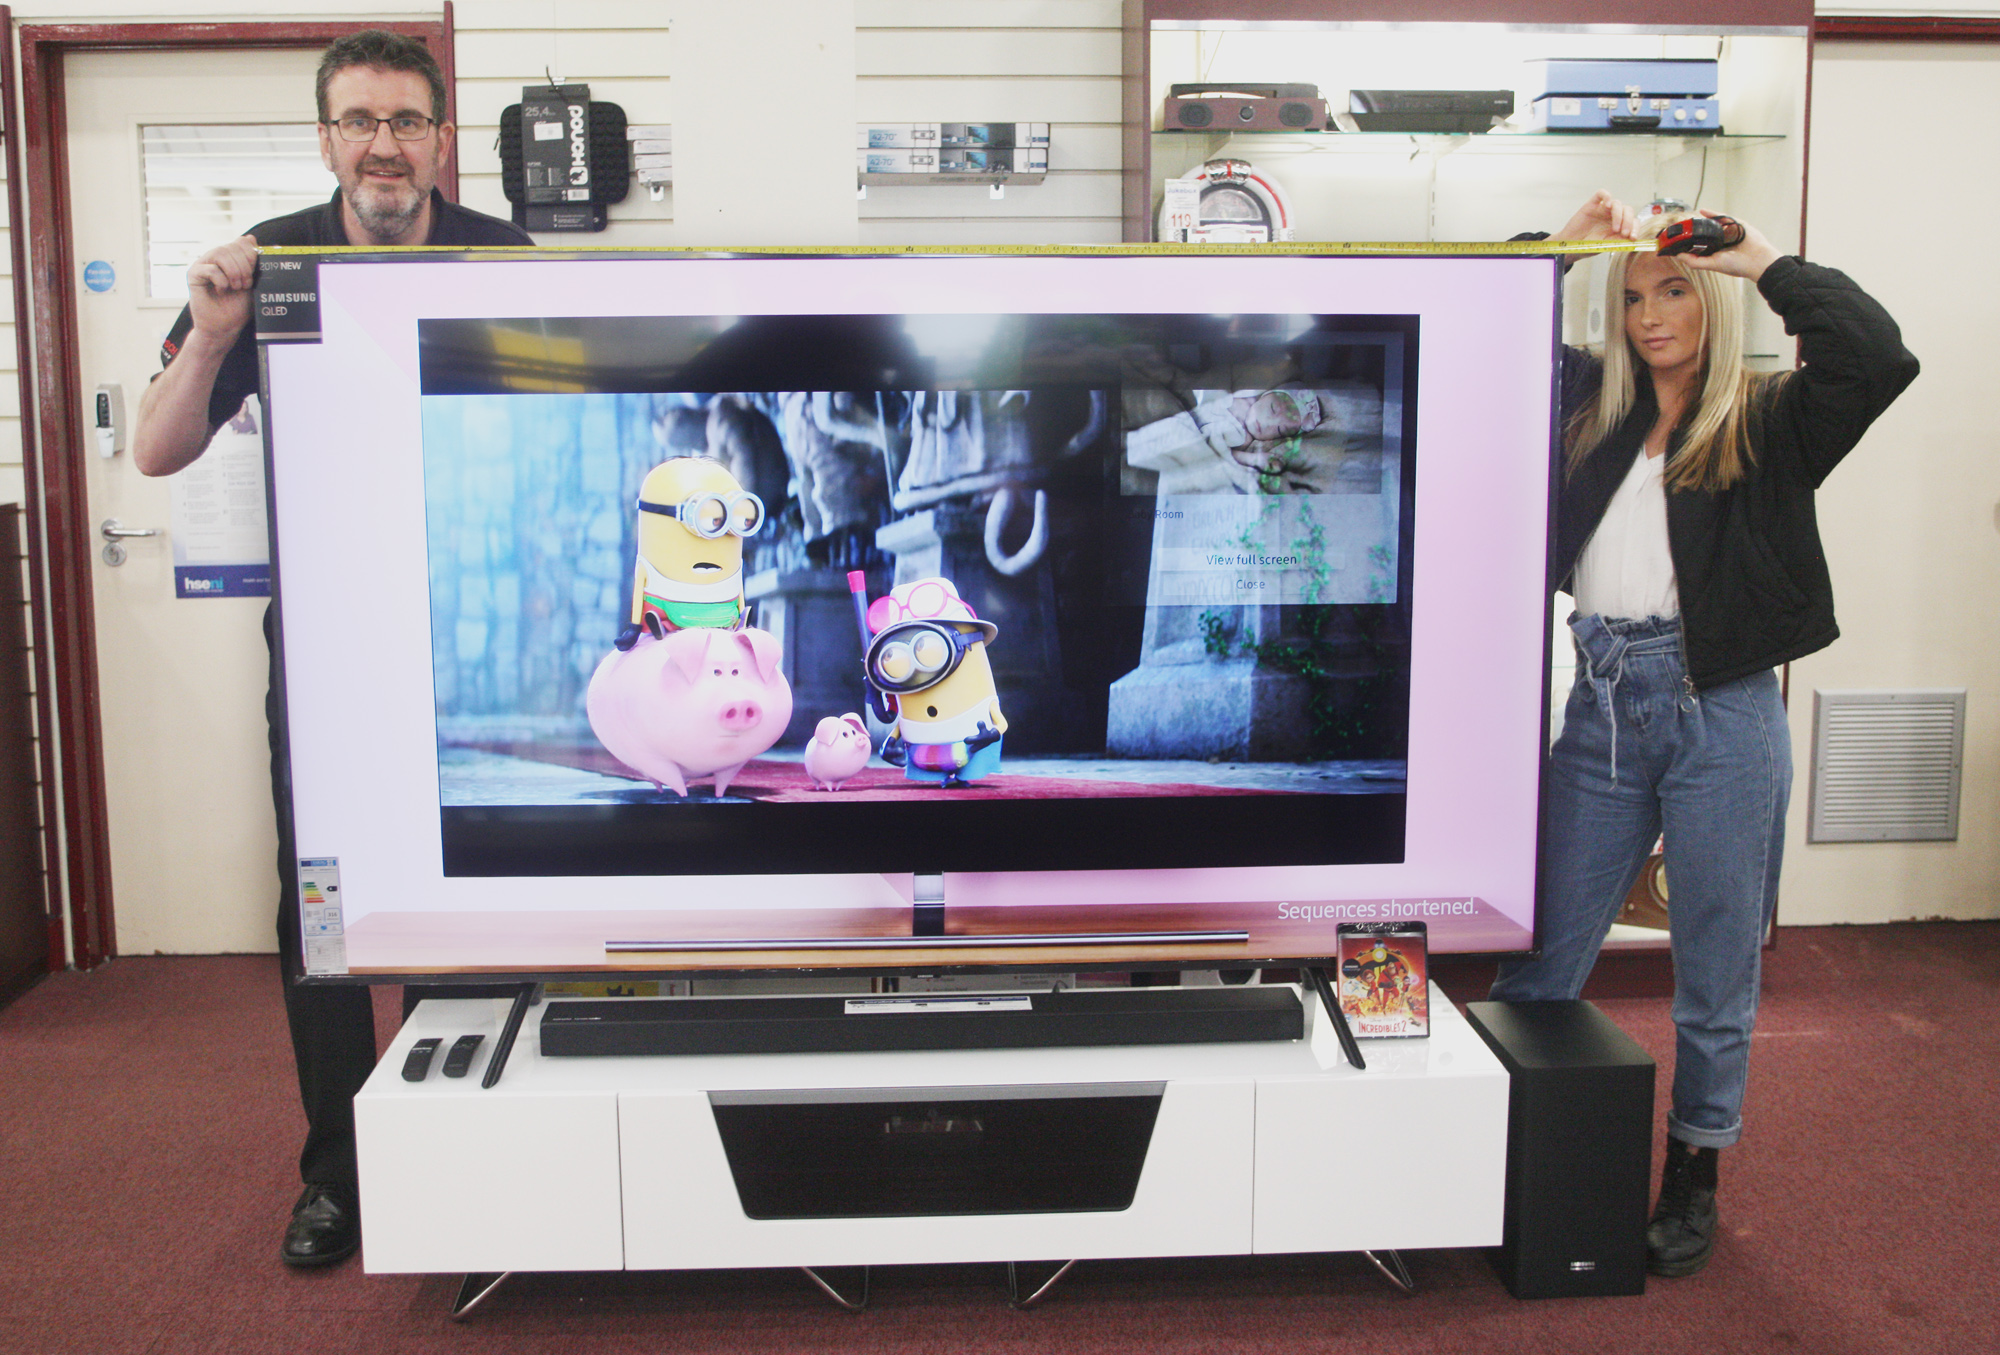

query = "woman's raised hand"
[1676, 211, 1783, 283]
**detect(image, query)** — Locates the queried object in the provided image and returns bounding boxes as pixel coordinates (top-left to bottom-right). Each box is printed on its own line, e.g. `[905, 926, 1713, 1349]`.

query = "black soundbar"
[540, 986, 1305, 1057]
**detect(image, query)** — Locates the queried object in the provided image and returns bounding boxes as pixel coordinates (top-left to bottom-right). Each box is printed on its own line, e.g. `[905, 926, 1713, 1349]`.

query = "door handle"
[100, 517, 161, 567]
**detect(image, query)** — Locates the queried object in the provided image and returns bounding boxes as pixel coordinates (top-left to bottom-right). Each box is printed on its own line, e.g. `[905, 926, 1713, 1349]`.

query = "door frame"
[0, 4, 60, 981]
[16, 12, 455, 970]
[1814, 16, 2000, 41]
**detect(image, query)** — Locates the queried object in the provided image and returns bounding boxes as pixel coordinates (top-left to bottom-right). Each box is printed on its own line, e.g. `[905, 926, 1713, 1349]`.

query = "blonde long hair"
[1565, 214, 1784, 492]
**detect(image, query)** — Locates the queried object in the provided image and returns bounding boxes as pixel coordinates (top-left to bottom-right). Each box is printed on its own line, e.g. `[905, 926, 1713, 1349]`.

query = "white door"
[64, 47, 335, 954]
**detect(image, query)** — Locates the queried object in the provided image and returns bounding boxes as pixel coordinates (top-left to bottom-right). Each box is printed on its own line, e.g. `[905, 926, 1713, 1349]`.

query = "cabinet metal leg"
[1361, 1249, 1415, 1294]
[1006, 1259, 1077, 1309]
[448, 1271, 512, 1320]
[799, 1265, 870, 1312]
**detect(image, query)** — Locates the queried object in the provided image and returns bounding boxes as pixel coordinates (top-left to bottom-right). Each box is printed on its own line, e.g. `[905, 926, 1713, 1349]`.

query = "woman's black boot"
[1646, 1138, 1719, 1276]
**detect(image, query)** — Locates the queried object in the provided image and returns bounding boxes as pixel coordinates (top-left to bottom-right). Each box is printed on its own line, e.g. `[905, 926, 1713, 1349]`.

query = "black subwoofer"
[1466, 1000, 1656, 1298]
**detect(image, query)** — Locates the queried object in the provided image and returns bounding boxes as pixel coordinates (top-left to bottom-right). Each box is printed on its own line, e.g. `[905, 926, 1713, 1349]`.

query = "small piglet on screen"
[803, 713, 872, 791]
[586, 626, 793, 798]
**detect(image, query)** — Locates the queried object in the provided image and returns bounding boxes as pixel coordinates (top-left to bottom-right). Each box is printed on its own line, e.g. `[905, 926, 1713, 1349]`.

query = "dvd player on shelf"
[1347, 89, 1513, 134]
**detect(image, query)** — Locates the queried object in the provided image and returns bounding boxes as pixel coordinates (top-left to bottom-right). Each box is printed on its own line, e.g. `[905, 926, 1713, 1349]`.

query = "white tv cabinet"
[355, 985, 1508, 1297]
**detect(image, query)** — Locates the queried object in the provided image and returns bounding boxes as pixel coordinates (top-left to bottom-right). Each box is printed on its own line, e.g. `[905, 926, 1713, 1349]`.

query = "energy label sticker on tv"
[297, 857, 347, 976]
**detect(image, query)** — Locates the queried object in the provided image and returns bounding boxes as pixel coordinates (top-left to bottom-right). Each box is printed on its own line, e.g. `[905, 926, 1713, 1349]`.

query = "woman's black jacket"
[1556, 256, 1920, 690]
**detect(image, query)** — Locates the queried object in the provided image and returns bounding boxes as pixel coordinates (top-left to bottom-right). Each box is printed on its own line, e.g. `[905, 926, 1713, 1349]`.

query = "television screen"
[263, 248, 1557, 980]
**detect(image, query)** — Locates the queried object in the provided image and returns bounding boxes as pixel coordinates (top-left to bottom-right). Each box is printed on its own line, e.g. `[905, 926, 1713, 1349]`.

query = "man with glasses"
[132, 30, 532, 1269]
[136, 29, 530, 475]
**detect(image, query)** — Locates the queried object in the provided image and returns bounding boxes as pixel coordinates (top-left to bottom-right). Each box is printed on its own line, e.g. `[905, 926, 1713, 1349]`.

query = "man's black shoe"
[1646, 1139, 1718, 1277]
[281, 1184, 359, 1268]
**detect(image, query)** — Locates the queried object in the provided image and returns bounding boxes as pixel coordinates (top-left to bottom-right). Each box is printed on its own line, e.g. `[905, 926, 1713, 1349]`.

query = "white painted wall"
[1782, 38, 2000, 923]
[672, 3, 857, 246]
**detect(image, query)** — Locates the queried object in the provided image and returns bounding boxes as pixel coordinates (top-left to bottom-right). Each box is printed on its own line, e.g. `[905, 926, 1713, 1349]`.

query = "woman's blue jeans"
[1491, 614, 1792, 1149]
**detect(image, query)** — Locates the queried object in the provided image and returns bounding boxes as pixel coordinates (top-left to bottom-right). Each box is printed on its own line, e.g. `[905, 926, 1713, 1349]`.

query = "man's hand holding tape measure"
[1556, 190, 1782, 283]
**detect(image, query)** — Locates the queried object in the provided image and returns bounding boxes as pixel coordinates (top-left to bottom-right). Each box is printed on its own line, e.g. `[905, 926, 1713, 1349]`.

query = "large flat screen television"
[261, 247, 1558, 983]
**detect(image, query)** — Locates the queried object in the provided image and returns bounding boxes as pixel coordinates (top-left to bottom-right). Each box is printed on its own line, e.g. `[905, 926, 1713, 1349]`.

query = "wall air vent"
[1808, 690, 1966, 843]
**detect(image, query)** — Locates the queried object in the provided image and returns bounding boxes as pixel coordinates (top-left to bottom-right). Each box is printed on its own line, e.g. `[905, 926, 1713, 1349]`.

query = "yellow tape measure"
[261, 238, 1657, 259]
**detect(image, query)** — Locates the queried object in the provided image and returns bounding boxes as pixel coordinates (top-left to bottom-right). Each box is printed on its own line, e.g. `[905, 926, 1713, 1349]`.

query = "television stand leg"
[1361, 1249, 1415, 1294]
[799, 1264, 870, 1312]
[448, 1270, 512, 1320]
[1006, 1258, 1077, 1309]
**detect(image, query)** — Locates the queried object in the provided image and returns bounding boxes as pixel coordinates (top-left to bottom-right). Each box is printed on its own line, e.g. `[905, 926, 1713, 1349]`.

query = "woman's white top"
[1572, 449, 1680, 621]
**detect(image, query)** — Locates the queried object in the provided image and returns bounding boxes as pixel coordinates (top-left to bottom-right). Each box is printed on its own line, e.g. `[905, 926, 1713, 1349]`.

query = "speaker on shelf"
[1464, 1000, 1655, 1299]
[1164, 83, 1326, 132]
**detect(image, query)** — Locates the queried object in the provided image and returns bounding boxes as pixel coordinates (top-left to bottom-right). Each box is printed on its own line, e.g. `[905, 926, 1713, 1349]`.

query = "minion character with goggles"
[616, 457, 766, 650]
[858, 576, 1007, 788]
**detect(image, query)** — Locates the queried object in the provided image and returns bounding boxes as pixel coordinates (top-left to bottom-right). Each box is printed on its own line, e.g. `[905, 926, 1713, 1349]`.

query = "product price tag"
[1161, 179, 1200, 242]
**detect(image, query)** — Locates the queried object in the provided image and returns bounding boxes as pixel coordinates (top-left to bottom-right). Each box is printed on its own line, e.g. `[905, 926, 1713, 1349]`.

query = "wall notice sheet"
[169, 395, 270, 598]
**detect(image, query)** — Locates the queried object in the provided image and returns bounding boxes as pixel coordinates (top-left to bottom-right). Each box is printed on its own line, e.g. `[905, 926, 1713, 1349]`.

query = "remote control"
[441, 1033, 485, 1078]
[401, 1036, 443, 1082]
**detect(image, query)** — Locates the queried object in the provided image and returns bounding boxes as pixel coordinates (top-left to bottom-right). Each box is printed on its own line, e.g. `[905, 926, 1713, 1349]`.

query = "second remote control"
[441, 1033, 485, 1077]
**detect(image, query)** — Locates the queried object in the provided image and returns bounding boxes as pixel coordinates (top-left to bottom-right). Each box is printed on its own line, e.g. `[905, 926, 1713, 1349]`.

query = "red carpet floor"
[0, 922, 1994, 1354]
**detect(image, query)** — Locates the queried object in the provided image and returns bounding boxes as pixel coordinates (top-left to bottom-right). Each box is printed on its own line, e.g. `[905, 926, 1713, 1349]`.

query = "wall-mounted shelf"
[1156, 129, 1785, 150]
[1127, 4, 1812, 253]
[1132, 9, 1808, 357]
[857, 171, 1047, 187]
[857, 122, 1048, 196]
[628, 123, 670, 201]
[856, 171, 1045, 202]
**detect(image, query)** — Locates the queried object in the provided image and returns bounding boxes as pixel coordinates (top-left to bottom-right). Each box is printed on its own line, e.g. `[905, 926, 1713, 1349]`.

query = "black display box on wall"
[497, 84, 630, 233]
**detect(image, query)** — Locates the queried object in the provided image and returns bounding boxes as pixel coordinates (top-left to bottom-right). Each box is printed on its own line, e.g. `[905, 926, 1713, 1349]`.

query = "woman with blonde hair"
[1493, 194, 1918, 1277]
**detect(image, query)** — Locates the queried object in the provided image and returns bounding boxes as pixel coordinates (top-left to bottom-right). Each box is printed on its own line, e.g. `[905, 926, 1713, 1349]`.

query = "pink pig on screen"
[586, 627, 794, 798]
[802, 713, 871, 790]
